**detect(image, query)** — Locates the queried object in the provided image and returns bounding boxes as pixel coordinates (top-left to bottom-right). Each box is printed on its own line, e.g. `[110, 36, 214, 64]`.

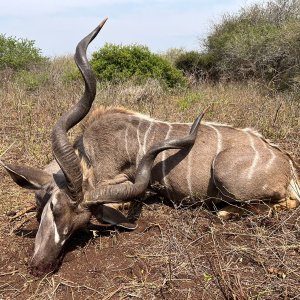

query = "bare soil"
[1, 174, 300, 299]
[1, 80, 299, 299]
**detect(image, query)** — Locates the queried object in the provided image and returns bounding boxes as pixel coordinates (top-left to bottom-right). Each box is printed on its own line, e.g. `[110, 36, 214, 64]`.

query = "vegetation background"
[0, 0, 300, 299]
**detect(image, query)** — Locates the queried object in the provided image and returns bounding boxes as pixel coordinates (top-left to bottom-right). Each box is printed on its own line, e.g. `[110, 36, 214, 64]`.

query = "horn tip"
[100, 17, 109, 26]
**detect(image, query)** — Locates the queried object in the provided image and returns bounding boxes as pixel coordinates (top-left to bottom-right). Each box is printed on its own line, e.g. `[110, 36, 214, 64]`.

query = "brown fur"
[75, 106, 300, 206]
[84, 106, 137, 128]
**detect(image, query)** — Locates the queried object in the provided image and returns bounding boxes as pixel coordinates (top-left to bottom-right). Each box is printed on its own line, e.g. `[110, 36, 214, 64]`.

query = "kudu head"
[1, 19, 204, 276]
[1, 19, 109, 275]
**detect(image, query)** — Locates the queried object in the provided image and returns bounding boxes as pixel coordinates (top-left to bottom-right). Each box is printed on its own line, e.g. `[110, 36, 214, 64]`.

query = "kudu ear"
[84, 203, 137, 230]
[0, 160, 52, 190]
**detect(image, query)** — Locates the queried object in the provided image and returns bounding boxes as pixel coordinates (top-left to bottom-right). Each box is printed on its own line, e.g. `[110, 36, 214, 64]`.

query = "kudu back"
[1, 19, 300, 276]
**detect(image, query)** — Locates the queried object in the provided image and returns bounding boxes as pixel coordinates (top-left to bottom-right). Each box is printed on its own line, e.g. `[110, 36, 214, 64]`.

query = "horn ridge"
[52, 19, 108, 202]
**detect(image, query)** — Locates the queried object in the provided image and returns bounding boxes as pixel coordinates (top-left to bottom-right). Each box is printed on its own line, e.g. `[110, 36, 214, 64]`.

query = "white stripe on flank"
[206, 124, 223, 154]
[259, 137, 276, 170]
[266, 147, 276, 170]
[143, 121, 153, 154]
[124, 125, 131, 162]
[136, 121, 142, 166]
[162, 124, 172, 188]
[246, 132, 260, 179]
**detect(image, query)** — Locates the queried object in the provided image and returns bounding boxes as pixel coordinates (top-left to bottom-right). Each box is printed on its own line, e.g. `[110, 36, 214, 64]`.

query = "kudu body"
[1, 19, 300, 276]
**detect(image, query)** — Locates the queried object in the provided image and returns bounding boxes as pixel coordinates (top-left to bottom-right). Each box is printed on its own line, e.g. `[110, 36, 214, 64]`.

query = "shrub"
[203, 0, 300, 90]
[177, 91, 203, 111]
[52, 56, 81, 82]
[15, 69, 49, 91]
[0, 34, 44, 70]
[175, 51, 217, 80]
[160, 48, 186, 65]
[91, 43, 185, 88]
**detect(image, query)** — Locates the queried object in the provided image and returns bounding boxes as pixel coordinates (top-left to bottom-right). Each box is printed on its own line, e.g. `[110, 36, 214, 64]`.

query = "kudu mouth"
[30, 255, 63, 277]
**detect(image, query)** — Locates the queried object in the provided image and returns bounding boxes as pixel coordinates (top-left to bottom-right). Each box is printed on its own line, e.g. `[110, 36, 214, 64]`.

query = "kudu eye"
[63, 227, 69, 236]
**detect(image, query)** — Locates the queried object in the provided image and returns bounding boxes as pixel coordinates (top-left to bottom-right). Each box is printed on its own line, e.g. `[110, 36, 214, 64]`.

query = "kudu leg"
[93, 174, 133, 210]
[217, 198, 299, 220]
[98, 173, 132, 187]
[213, 145, 291, 202]
[92, 174, 154, 223]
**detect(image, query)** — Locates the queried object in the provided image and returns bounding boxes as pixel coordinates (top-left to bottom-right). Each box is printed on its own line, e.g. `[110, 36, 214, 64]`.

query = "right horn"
[52, 18, 108, 203]
[85, 112, 204, 204]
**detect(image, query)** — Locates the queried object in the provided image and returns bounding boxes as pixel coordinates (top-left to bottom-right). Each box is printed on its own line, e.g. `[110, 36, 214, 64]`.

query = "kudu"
[2, 19, 300, 276]
[0, 19, 202, 276]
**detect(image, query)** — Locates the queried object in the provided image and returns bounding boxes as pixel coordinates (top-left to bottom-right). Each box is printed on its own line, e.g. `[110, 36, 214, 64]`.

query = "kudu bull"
[1, 19, 300, 276]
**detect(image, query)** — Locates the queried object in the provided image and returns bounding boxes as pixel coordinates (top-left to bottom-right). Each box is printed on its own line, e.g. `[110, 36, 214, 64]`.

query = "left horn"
[85, 112, 204, 204]
[52, 18, 108, 202]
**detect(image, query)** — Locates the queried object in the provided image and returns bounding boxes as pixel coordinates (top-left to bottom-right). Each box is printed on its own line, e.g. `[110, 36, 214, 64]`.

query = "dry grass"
[0, 64, 300, 299]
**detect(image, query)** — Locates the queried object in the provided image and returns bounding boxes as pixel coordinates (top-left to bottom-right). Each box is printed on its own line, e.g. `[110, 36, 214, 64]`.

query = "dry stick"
[10, 213, 35, 234]
[33, 272, 53, 298]
[126, 254, 169, 258]
[9, 204, 36, 220]
[111, 262, 135, 272]
[0, 141, 16, 158]
[56, 280, 104, 296]
[143, 223, 164, 239]
[0, 284, 19, 295]
[101, 286, 122, 300]
[168, 255, 172, 282]
[209, 227, 232, 300]
[273, 101, 282, 125]
[120, 293, 143, 300]
[269, 205, 300, 235]
[0, 270, 19, 276]
[188, 232, 210, 247]
[51, 282, 63, 297]
[185, 247, 197, 277]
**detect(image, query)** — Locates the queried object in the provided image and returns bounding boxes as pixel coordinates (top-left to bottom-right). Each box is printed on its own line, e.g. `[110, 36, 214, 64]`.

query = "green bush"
[0, 34, 44, 70]
[203, 0, 300, 90]
[175, 51, 217, 80]
[15, 69, 49, 91]
[177, 91, 203, 111]
[58, 56, 81, 82]
[160, 48, 186, 65]
[91, 43, 185, 88]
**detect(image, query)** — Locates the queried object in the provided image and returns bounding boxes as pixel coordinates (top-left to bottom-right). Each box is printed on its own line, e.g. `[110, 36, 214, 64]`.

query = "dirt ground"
[0, 79, 300, 299]
[1, 170, 300, 299]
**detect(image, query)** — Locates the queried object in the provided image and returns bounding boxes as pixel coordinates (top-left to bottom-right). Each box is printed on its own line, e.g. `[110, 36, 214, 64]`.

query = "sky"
[0, 0, 261, 57]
